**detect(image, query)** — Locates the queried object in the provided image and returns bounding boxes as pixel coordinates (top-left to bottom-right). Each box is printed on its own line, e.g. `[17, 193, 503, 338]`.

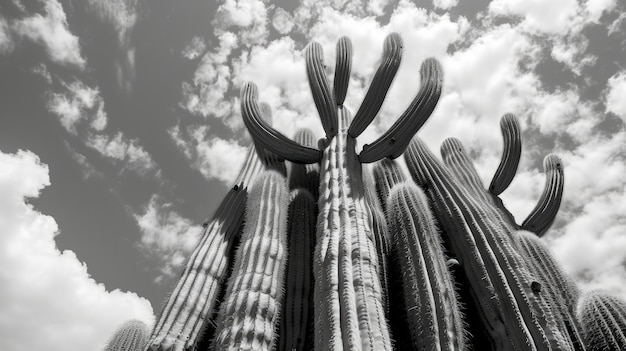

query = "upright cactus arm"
[241, 82, 321, 164]
[372, 158, 407, 212]
[440, 137, 490, 203]
[289, 128, 320, 198]
[522, 154, 564, 236]
[404, 137, 568, 351]
[212, 170, 290, 350]
[278, 189, 317, 351]
[145, 144, 264, 351]
[105, 320, 149, 351]
[489, 113, 522, 196]
[333, 36, 352, 106]
[359, 58, 443, 163]
[306, 42, 338, 138]
[386, 182, 465, 350]
[348, 33, 403, 138]
[578, 290, 626, 351]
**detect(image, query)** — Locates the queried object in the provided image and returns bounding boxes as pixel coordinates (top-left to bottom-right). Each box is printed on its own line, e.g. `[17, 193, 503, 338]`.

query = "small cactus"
[105, 320, 149, 351]
[578, 290, 626, 351]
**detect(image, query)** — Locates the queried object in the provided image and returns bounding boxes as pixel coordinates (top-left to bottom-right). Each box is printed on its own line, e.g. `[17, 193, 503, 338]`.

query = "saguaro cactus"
[240, 33, 443, 350]
[578, 290, 626, 351]
[212, 170, 290, 350]
[105, 320, 149, 351]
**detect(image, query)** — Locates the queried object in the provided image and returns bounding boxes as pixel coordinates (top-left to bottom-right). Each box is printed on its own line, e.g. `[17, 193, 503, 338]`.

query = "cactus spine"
[578, 290, 626, 351]
[105, 320, 149, 351]
[212, 170, 290, 350]
[386, 182, 465, 350]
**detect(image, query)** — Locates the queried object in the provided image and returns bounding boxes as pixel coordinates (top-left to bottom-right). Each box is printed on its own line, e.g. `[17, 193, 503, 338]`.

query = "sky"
[0, 0, 625, 349]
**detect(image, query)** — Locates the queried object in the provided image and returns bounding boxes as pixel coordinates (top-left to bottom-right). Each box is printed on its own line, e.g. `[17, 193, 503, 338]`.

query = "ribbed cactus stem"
[213, 170, 290, 350]
[314, 106, 391, 351]
[279, 189, 317, 351]
[578, 290, 626, 351]
[515, 231, 585, 350]
[440, 137, 490, 204]
[289, 128, 320, 198]
[522, 154, 564, 236]
[254, 102, 287, 175]
[348, 33, 403, 138]
[306, 41, 338, 138]
[359, 58, 443, 163]
[241, 82, 321, 164]
[404, 137, 568, 350]
[145, 144, 264, 351]
[333, 36, 352, 106]
[386, 182, 465, 350]
[372, 158, 407, 212]
[105, 320, 149, 351]
[489, 113, 522, 196]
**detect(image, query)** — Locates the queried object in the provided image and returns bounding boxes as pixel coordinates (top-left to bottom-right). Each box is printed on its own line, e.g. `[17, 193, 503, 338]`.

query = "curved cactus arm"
[515, 231, 586, 351]
[372, 158, 407, 212]
[578, 290, 626, 351]
[288, 128, 320, 198]
[212, 170, 290, 350]
[254, 102, 287, 175]
[348, 33, 403, 138]
[404, 137, 569, 351]
[306, 42, 338, 138]
[333, 36, 353, 106]
[105, 320, 149, 351]
[278, 189, 317, 351]
[145, 145, 263, 351]
[521, 154, 564, 236]
[386, 182, 466, 350]
[241, 82, 321, 164]
[359, 58, 443, 163]
[489, 113, 522, 196]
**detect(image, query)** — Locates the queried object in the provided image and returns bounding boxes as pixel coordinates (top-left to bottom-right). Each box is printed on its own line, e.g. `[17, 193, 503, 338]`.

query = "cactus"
[522, 154, 565, 236]
[489, 113, 522, 196]
[212, 170, 290, 350]
[372, 158, 407, 212]
[386, 182, 465, 350]
[578, 290, 626, 351]
[105, 320, 149, 351]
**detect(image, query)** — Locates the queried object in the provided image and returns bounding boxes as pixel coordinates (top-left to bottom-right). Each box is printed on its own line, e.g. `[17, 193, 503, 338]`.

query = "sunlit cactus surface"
[101, 33, 626, 351]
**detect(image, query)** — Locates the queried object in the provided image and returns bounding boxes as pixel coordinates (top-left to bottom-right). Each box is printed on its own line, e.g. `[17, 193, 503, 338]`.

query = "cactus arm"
[145, 144, 263, 351]
[348, 33, 403, 138]
[404, 137, 568, 351]
[333, 36, 352, 106]
[578, 291, 626, 351]
[359, 58, 443, 163]
[371, 158, 407, 212]
[241, 82, 321, 164]
[306, 42, 338, 138]
[489, 113, 522, 196]
[386, 183, 465, 350]
[212, 170, 290, 350]
[289, 128, 321, 198]
[105, 320, 149, 351]
[521, 154, 564, 236]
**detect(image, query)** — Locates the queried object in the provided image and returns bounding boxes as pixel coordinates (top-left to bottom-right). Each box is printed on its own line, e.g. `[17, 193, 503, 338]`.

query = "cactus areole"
[242, 34, 442, 350]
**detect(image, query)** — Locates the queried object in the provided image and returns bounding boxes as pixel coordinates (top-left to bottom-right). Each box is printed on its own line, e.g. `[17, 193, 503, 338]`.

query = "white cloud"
[86, 132, 156, 174]
[134, 196, 202, 282]
[85, 0, 138, 45]
[213, 0, 269, 46]
[13, 0, 85, 68]
[0, 149, 153, 351]
[169, 124, 248, 184]
[606, 71, 626, 120]
[433, 0, 458, 10]
[182, 36, 207, 60]
[271, 7, 294, 35]
[0, 15, 14, 54]
[48, 81, 107, 134]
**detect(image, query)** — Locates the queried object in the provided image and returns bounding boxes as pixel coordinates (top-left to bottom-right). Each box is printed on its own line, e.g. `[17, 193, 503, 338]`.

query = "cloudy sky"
[0, 0, 625, 349]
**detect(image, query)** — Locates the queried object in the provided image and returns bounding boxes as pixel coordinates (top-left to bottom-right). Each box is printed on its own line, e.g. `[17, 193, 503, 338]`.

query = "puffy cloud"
[0, 15, 14, 54]
[134, 196, 202, 282]
[13, 0, 85, 68]
[213, 0, 269, 46]
[0, 149, 153, 351]
[271, 7, 294, 34]
[433, 0, 459, 10]
[606, 71, 626, 120]
[86, 132, 156, 174]
[182, 36, 207, 60]
[169, 124, 247, 184]
[48, 81, 107, 134]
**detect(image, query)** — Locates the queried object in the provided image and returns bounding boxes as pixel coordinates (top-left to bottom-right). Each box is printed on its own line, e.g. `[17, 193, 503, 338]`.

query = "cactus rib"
[105, 320, 149, 351]
[578, 290, 626, 351]
[306, 42, 338, 138]
[372, 158, 407, 212]
[521, 154, 564, 236]
[489, 113, 522, 196]
[348, 33, 403, 138]
[333, 36, 352, 106]
[359, 58, 443, 163]
[241, 82, 321, 164]
[212, 170, 290, 350]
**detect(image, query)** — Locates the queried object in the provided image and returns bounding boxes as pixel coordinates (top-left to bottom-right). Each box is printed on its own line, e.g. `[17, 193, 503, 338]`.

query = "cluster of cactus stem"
[105, 33, 626, 350]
